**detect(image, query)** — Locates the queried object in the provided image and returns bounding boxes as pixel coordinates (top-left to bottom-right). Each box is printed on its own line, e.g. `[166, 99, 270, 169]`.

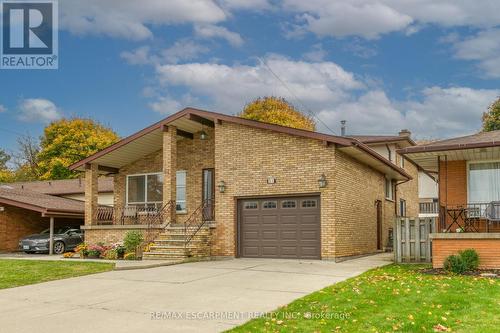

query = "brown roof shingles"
[0, 186, 84, 216]
[7, 177, 113, 196]
[399, 130, 500, 154]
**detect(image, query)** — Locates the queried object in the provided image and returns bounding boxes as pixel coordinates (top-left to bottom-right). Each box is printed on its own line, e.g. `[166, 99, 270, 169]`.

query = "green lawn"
[230, 265, 500, 333]
[0, 259, 114, 289]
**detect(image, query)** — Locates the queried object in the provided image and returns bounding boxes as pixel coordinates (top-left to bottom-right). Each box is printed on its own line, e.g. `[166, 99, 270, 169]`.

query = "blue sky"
[1, 0, 500, 152]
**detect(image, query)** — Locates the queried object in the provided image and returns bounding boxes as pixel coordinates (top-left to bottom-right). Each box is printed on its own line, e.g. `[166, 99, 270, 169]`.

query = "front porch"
[74, 111, 219, 259]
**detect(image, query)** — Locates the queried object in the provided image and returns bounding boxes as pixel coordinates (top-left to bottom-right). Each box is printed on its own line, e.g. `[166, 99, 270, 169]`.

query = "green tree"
[0, 149, 10, 170]
[482, 97, 500, 131]
[239, 97, 316, 131]
[37, 118, 119, 180]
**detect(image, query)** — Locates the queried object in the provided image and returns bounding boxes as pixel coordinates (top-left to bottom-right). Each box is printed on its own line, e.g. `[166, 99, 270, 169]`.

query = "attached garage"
[238, 195, 321, 259]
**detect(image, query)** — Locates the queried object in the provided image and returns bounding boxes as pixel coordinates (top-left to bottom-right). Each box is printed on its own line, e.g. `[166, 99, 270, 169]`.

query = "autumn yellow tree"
[239, 97, 316, 131]
[483, 97, 500, 132]
[37, 118, 119, 180]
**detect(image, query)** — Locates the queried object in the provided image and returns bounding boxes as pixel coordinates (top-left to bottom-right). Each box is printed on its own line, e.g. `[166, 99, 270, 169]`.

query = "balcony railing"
[94, 203, 167, 225]
[419, 202, 439, 215]
[438, 202, 500, 233]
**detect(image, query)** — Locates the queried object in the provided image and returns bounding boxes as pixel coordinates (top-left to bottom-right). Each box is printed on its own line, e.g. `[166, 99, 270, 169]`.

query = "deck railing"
[419, 202, 439, 215]
[438, 203, 500, 233]
[94, 203, 172, 226]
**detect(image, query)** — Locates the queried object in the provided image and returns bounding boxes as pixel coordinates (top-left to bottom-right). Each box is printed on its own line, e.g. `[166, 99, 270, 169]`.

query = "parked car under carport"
[19, 227, 84, 254]
[0, 186, 84, 254]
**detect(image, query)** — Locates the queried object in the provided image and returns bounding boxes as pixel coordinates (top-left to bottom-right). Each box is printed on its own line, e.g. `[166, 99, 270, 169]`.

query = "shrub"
[124, 252, 137, 260]
[103, 249, 118, 260]
[115, 245, 126, 259]
[443, 254, 466, 274]
[459, 249, 479, 271]
[123, 231, 144, 253]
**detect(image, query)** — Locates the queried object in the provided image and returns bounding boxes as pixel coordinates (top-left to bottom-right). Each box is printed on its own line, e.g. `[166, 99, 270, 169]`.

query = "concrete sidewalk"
[0, 252, 183, 270]
[0, 253, 392, 333]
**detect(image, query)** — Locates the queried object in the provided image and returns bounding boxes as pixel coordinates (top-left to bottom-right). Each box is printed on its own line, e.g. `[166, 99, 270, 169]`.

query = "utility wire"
[258, 57, 339, 136]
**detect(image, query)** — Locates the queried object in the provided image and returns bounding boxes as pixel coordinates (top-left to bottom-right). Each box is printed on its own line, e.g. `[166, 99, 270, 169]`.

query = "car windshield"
[40, 227, 72, 234]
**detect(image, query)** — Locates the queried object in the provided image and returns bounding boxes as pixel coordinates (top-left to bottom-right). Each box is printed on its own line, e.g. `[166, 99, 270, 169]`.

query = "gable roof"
[7, 177, 113, 196]
[0, 186, 84, 218]
[69, 107, 411, 180]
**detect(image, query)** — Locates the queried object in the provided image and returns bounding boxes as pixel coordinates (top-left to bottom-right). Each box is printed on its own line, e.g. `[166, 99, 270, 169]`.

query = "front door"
[202, 169, 214, 220]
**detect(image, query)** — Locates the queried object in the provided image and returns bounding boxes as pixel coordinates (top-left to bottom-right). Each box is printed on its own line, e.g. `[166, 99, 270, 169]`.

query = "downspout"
[394, 178, 411, 215]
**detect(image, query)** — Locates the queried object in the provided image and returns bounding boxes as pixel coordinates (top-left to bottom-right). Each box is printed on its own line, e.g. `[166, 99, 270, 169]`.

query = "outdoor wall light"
[218, 180, 226, 193]
[318, 174, 327, 188]
[200, 130, 208, 140]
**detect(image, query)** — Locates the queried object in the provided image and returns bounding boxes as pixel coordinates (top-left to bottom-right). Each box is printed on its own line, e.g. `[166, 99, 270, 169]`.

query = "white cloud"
[282, 0, 500, 39]
[0, 105, 6, 113]
[161, 40, 210, 64]
[18, 99, 62, 123]
[219, 0, 272, 10]
[154, 56, 364, 112]
[121, 40, 209, 66]
[194, 24, 244, 46]
[59, 0, 227, 40]
[148, 55, 499, 138]
[120, 46, 152, 65]
[302, 44, 327, 62]
[452, 29, 500, 78]
[318, 87, 499, 138]
[283, 1, 413, 39]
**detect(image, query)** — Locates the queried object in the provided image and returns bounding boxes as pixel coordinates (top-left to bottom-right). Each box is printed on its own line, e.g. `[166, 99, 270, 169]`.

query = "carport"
[0, 186, 84, 254]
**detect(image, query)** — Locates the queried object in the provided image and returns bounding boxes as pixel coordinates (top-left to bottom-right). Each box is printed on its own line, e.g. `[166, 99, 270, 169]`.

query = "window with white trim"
[385, 178, 394, 200]
[176, 170, 187, 212]
[127, 173, 163, 206]
[468, 162, 500, 203]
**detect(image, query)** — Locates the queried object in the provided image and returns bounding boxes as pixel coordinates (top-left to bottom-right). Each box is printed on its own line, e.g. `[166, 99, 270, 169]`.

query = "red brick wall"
[0, 204, 82, 252]
[439, 160, 467, 207]
[432, 238, 500, 269]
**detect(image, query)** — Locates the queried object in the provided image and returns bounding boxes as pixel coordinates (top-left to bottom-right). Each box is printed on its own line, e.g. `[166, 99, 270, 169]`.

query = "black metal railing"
[183, 199, 214, 245]
[438, 203, 499, 233]
[94, 201, 175, 226]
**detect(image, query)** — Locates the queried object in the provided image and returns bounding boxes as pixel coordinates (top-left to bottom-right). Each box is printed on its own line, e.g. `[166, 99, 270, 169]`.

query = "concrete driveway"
[0, 253, 391, 333]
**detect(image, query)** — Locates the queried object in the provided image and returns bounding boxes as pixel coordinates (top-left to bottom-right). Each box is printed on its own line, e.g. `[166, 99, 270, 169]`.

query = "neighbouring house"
[0, 186, 84, 252]
[69, 107, 418, 261]
[418, 171, 439, 217]
[399, 130, 500, 268]
[8, 177, 114, 206]
[0, 177, 113, 252]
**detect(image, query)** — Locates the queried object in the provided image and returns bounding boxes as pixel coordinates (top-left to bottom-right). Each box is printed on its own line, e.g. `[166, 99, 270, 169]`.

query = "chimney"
[399, 129, 411, 137]
[340, 120, 347, 136]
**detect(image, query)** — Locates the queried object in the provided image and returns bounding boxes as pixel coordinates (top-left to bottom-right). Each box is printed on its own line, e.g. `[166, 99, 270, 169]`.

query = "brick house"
[70, 107, 418, 261]
[399, 130, 500, 268]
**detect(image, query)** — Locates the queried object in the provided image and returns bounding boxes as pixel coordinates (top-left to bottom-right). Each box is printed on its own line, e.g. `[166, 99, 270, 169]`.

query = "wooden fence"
[394, 217, 436, 263]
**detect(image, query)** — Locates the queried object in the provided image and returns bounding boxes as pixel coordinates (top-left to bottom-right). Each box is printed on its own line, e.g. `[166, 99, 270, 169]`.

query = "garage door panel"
[300, 230, 319, 240]
[243, 247, 260, 256]
[280, 215, 298, 224]
[261, 246, 279, 256]
[262, 231, 278, 239]
[243, 231, 259, 240]
[239, 196, 320, 259]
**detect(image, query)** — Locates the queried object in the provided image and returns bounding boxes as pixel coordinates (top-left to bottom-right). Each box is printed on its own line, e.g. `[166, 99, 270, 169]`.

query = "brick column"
[84, 163, 98, 226]
[163, 125, 177, 222]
